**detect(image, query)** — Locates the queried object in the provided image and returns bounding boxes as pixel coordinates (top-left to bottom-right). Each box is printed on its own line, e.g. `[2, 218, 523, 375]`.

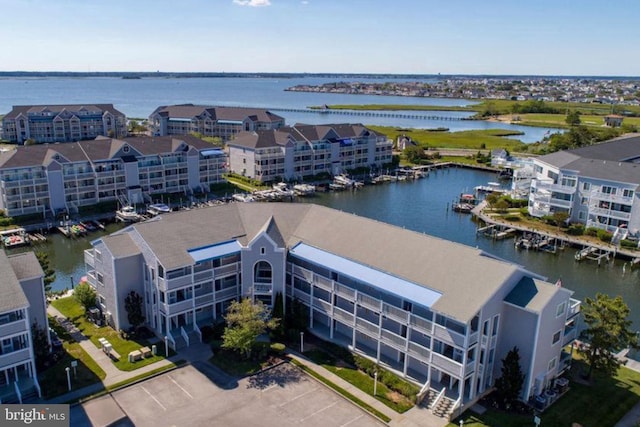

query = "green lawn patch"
[51, 297, 169, 371]
[448, 360, 640, 427]
[291, 359, 391, 423]
[38, 341, 107, 399]
[208, 349, 265, 377]
[303, 349, 414, 413]
[366, 126, 527, 151]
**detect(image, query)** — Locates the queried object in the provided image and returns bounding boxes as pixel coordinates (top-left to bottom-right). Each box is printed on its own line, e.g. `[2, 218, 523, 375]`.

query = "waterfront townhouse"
[1, 104, 127, 144]
[227, 123, 393, 182]
[85, 203, 579, 417]
[528, 134, 640, 240]
[149, 104, 285, 141]
[0, 135, 226, 217]
[0, 251, 47, 403]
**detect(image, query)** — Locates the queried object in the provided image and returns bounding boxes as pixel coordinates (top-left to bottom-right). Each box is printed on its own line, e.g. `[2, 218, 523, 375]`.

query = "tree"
[404, 145, 425, 164]
[222, 298, 279, 359]
[124, 291, 145, 330]
[552, 211, 570, 230]
[32, 322, 50, 371]
[565, 110, 582, 126]
[35, 251, 56, 294]
[271, 292, 285, 341]
[74, 282, 97, 312]
[494, 346, 525, 409]
[579, 293, 638, 379]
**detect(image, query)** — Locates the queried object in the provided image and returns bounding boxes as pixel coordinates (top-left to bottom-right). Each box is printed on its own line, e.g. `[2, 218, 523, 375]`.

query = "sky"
[1, 0, 639, 76]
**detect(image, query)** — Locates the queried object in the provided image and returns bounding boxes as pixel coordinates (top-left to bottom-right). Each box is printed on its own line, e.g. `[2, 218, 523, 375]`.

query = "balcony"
[84, 250, 95, 268]
[214, 263, 238, 276]
[215, 287, 238, 301]
[433, 324, 466, 348]
[313, 275, 333, 292]
[195, 293, 213, 307]
[0, 348, 31, 367]
[380, 329, 406, 351]
[293, 288, 311, 305]
[562, 326, 577, 347]
[588, 206, 631, 220]
[159, 274, 193, 291]
[409, 314, 433, 335]
[382, 303, 409, 324]
[312, 296, 332, 314]
[407, 341, 430, 363]
[355, 317, 379, 338]
[567, 298, 581, 319]
[334, 283, 355, 301]
[167, 299, 193, 314]
[333, 307, 354, 325]
[193, 269, 213, 283]
[254, 284, 272, 294]
[431, 352, 463, 377]
[356, 293, 381, 312]
[591, 189, 633, 205]
[0, 319, 28, 337]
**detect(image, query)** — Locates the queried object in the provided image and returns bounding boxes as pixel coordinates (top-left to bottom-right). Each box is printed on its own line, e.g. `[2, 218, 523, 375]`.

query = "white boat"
[293, 183, 316, 196]
[147, 203, 171, 216]
[333, 174, 355, 187]
[232, 193, 255, 203]
[272, 182, 295, 198]
[116, 206, 142, 222]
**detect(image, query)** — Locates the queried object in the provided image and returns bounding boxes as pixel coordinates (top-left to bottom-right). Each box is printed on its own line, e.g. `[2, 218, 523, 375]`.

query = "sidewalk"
[44, 305, 193, 404]
[287, 351, 448, 427]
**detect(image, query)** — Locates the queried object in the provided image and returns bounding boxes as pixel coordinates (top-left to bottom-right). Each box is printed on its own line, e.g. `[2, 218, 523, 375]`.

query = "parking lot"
[71, 362, 385, 427]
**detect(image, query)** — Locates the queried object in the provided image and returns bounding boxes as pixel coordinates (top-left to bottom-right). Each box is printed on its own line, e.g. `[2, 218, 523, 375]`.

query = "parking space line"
[141, 385, 166, 410]
[261, 383, 279, 393]
[169, 375, 194, 399]
[278, 387, 318, 407]
[299, 401, 337, 423]
[340, 414, 364, 427]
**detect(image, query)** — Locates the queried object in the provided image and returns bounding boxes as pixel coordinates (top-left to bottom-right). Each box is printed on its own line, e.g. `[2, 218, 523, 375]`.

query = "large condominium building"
[149, 104, 285, 141]
[0, 251, 47, 404]
[227, 123, 393, 182]
[0, 135, 226, 217]
[1, 104, 127, 144]
[528, 134, 640, 240]
[85, 203, 579, 417]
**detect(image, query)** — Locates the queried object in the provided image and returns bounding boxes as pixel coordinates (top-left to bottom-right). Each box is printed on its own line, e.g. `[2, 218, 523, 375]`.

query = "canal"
[16, 167, 640, 328]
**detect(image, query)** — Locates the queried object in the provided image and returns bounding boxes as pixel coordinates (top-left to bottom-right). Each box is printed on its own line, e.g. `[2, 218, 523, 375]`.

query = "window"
[583, 182, 591, 191]
[260, 247, 266, 255]
[97, 272, 104, 286]
[556, 301, 566, 317]
[482, 320, 490, 336]
[623, 189, 634, 198]
[602, 186, 617, 195]
[548, 357, 557, 372]
[552, 330, 562, 345]
[580, 197, 588, 205]
[491, 315, 499, 337]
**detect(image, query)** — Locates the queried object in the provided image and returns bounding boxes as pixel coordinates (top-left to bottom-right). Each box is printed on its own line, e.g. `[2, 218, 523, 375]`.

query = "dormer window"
[123, 146, 130, 153]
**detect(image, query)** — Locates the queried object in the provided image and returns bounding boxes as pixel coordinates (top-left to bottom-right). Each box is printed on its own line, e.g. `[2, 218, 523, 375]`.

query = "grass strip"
[290, 359, 391, 423]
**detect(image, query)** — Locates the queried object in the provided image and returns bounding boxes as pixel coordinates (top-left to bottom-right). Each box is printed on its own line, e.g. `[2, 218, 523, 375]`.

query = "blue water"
[0, 76, 558, 143]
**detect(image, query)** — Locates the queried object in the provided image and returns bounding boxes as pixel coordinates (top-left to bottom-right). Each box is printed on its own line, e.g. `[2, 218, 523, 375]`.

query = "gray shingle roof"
[4, 104, 125, 119]
[101, 233, 142, 258]
[0, 251, 29, 313]
[118, 203, 546, 322]
[7, 252, 44, 281]
[150, 105, 284, 124]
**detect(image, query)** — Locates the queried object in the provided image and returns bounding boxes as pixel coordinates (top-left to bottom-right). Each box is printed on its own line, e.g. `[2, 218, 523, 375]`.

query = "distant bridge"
[267, 107, 468, 121]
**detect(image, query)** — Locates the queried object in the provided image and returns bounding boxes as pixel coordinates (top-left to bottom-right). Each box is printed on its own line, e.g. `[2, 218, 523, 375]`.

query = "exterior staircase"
[432, 395, 456, 418]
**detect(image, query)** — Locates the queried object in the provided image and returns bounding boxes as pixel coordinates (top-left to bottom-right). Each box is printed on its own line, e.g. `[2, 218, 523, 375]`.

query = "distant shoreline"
[0, 71, 638, 80]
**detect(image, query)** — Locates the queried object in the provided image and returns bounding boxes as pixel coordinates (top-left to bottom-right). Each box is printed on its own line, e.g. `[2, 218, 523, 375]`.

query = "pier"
[267, 107, 467, 122]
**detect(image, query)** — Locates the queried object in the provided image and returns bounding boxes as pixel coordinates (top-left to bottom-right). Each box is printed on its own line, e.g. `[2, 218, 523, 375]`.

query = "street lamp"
[65, 367, 71, 391]
[459, 420, 464, 427]
[164, 336, 169, 357]
[300, 331, 304, 353]
[373, 371, 378, 396]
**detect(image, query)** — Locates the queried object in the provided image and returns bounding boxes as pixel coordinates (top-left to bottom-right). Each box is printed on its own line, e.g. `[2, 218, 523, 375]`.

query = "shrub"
[270, 343, 285, 355]
[567, 223, 585, 236]
[504, 215, 520, 222]
[518, 207, 530, 217]
[621, 239, 638, 250]
[597, 229, 613, 243]
[585, 227, 599, 237]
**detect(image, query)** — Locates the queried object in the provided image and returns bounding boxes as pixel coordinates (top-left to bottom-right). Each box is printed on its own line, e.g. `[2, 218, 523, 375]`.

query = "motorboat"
[147, 203, 171, 216]
[116, 206, 142, 222]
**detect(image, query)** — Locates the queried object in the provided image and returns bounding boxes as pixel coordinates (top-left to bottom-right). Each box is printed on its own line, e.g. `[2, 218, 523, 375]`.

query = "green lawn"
[51, 296, 168, 371]
[367, 125, 527, 151]
[38, 341, 107, 399]
[303, 349, 415, 413]
[448, 360, 640, 427]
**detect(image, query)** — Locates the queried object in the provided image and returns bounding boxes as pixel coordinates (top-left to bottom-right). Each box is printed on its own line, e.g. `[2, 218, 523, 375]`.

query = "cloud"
[233, 0, 271, 6]
[301, 0, 309, 4]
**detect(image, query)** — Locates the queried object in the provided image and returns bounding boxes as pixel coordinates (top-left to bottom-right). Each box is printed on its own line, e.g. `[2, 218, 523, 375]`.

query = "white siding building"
[528, 134, 640, 241]
[86, 203, 579, 418]
[227, 124, 393, 182]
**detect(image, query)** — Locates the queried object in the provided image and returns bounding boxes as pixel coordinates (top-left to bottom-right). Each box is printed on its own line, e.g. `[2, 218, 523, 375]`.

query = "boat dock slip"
[575, 246, 612, 264]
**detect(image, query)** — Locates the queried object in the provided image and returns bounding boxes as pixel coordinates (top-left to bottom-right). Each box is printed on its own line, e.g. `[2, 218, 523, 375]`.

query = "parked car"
[49, 328, 63, 352]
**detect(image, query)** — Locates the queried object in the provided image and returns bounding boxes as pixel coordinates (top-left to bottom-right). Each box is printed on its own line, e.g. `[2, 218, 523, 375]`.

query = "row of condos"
[0, 251, 47, 404]
[1, 104, 127, 144]
[528, 134, 640, 240]
[84, 202, 580, 417]
[149, 104, 286, 141]
[227, 124, 393, 182]
[0, 135, 226, 217]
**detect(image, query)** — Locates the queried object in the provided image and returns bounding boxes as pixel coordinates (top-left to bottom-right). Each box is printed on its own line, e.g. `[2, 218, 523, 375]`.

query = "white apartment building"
[528, 134, 640, 239]
[1, 104, 127, 144]
[0, 135, 226, 217]
[0, 251, 47, 404]
[85, 203, 579, 418]
[149, 105, 285, 141]
[227, 123, 393, 182]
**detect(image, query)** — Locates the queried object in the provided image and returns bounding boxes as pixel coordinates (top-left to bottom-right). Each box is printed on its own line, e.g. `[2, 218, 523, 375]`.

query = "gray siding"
[114, 255, 144, 331]
[21, 277, 47, 332]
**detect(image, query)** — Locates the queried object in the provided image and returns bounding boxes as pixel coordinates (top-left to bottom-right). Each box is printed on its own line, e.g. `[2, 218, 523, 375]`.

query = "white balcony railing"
[567, 298, 581, 319]
[433, 324, 466, 348]
[409, 315, 433, 335]
[0, 320, 28, 337]
[431, 352, 463, 377]
[215, 287, 238, 301]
